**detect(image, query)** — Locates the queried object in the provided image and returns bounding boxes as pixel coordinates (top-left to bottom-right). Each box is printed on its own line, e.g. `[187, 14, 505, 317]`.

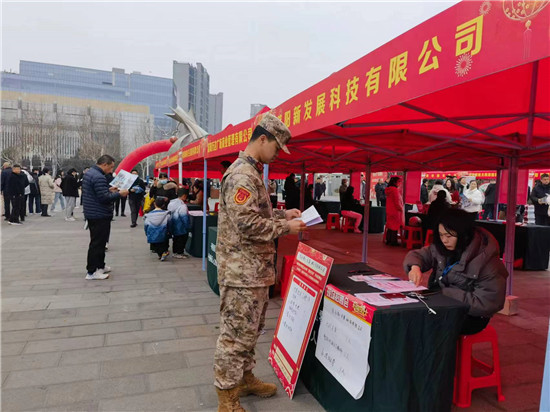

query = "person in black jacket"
[6, 164, 28, 225]
[420, 178, 429, 205]
[82, 155, 128, 280]
[1, 162, 13, 220]
[128, 169, 146, 227]
[29, 168, 42, 215]
[62, 168, 80, 222]
[284, 173, 300, 210]
[530, 173, 550, 226]
[482, 180, 497, 220]
[375, 179, 387, 206]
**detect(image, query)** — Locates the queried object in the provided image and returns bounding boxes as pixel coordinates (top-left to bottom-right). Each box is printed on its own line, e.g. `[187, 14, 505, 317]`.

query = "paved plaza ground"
[1, 207, 549, 411]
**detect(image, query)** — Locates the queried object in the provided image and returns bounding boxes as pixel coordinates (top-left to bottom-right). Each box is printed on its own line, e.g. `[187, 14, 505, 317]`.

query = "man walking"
[29, 168, 42, 215]
[1, 162, 13, 220]
[5, 164, 28, 225]
[128, 169, 146, 228]
[82, 155, 128, 280]
[213, 113, 306, 411]
[375, 178, 387, 206]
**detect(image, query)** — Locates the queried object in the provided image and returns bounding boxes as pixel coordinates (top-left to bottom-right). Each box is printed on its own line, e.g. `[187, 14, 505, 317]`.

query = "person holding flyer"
[213, 113, 305, 411]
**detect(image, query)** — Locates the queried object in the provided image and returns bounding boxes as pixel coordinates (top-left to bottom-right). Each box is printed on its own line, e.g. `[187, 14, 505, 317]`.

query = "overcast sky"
[2, 1, 458, 128]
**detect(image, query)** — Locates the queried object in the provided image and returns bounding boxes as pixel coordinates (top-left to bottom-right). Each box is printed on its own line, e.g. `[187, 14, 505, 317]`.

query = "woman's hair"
[42, 167, 50, 174]
[158, 172, 168, 179]
[434, 209, 475, 256]
[388, 176, 401, 187]
[346, 185, 355, 195]
[445, 179, 456, 191]
[434, 179, 444, 185]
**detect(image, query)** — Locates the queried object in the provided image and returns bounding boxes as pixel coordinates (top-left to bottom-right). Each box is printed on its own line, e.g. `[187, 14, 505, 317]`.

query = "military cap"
[255, 112, 291, 154]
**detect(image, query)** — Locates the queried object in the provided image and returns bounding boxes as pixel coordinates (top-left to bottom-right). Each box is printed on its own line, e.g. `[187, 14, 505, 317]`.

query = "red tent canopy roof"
[159, 1, 550, 173]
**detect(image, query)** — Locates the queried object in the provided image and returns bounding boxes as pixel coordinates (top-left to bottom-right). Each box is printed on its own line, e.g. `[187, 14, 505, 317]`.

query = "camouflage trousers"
[213, 285, 269, 389]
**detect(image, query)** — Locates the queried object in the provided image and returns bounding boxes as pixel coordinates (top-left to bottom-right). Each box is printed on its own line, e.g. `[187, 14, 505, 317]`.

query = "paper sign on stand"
[315, 285, 377, 399]
[269, 242, 334, 398]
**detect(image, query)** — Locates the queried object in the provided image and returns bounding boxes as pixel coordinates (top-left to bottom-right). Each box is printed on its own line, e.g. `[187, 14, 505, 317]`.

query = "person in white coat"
[461, 180, 484, 214]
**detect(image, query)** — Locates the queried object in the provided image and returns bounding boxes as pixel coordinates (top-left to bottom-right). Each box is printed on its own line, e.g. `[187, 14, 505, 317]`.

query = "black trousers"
[115, 197, 127, 216]
[460, 315, 490, 335]
[8, 195, 24, 223]
[86, 218, 111, 273]
[152, 240, 169, 257]
[3, 193, 11, 219]
[173, 234, 189, 254]
[41, 204, 49, 216]
[128, 196, 143, 225]
[29, 193, 41, 213]
[535, 214, 550, 226]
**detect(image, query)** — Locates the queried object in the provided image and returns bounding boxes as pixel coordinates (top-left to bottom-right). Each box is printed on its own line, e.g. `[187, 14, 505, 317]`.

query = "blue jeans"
[29, 193, 41, 214]
[52, 192, 65, 210]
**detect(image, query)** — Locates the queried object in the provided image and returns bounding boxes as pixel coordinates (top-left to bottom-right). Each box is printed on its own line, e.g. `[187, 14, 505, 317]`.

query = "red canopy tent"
[156, 1, 549, 288]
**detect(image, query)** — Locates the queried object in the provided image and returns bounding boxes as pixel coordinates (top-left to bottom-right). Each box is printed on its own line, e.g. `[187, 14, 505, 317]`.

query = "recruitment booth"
[152, 1, 549, 409]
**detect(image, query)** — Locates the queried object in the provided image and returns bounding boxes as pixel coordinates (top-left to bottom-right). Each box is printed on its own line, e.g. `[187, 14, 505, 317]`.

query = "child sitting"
[168, 188, 191, 259]
[144, 197, 171, 261]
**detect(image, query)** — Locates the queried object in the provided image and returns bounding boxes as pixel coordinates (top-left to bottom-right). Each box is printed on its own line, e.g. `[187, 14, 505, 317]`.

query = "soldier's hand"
[119, 189, 129, 197]
[288, 220, 307, 235]
[285, 209, 301, 220]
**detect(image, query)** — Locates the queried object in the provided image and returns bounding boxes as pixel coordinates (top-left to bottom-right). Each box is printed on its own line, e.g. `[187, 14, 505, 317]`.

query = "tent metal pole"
[504, 156, 518, 295]
[526, 61, 539, 147]
[300, 163, 306, 211]
[178, 155, 183, 186]
[402, 171, 408, 207]
[362, 163, 372, 263]
[202, 158, 208, 272]
[494, 169, 503, 221]
[167, 166, 170, 179]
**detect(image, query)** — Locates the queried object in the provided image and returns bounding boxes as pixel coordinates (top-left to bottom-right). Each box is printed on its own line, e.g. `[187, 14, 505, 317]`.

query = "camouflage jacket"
[217, 151, 289, 288]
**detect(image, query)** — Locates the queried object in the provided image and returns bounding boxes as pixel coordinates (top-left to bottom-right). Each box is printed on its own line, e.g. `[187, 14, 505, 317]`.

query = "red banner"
[272, 1, 550, 137]
[269, 242, 334, 398]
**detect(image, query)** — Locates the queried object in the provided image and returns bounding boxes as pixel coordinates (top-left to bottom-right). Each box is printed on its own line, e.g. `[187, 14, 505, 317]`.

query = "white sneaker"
[65, 217, 76, 222]
[85, 270, 110, 280]
[102, 266, 112, 273]
[173, 253, 184, 259]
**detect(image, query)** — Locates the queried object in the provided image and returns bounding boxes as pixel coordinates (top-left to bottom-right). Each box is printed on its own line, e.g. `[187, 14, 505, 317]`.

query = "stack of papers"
[294, 205, 323, 226]
[365, 280, 427, 293]
[355, 293, 417, 307]
[348, 274, 401, 282]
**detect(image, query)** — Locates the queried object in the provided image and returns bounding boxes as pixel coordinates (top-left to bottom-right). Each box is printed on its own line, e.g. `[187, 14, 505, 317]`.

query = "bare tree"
[76, 109, 121, 163]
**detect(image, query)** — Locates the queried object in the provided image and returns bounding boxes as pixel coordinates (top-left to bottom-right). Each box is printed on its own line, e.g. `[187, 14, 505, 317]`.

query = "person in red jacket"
[385, 176, 404, 246]
[445, 178, 460, 205]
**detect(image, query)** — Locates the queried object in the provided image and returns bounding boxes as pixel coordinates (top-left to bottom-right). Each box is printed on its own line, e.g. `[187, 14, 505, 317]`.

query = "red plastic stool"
[341, 215, 357, 233]
[454, 325, 505, 408]
[402, 226, 423, 249]
[214, 202, 219, 213]
[424, 229, 434, 246]
[277, 202, 286, 210]
[326, 213, 341, 230]
[280, 256, 295, 299]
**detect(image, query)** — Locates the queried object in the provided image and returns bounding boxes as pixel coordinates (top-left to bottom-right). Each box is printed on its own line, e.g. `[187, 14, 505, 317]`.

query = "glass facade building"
[1, 61, 175, 138]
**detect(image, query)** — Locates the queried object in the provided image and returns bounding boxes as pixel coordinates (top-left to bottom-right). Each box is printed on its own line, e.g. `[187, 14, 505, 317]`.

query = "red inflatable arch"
[115, 137, 177, 174]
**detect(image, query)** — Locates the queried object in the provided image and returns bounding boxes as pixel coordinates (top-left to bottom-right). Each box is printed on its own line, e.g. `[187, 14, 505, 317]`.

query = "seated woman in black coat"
[341, 186, 363, 233]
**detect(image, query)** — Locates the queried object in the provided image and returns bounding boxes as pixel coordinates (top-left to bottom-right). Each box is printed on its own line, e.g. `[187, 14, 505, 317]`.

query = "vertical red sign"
[268, 242, 334, 398]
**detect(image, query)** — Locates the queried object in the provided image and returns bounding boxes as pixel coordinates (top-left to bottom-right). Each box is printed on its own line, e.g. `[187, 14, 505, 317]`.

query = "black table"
[186, 214, 218, 258]
[475, 221, 550, 270]
[299, 262, 468, 412]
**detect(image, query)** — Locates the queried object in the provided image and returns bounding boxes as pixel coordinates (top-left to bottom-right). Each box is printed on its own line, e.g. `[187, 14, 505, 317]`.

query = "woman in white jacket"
[461, 180, 484, 214]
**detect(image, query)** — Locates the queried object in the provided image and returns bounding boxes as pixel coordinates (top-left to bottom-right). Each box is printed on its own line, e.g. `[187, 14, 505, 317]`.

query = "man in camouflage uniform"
[214, 112, 306, 412]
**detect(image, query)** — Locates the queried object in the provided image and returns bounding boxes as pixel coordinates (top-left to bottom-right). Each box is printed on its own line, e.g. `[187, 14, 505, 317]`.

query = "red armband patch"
[234, 187, 252, 205]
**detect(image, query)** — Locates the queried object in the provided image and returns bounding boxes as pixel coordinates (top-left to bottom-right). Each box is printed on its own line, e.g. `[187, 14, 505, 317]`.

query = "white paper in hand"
[109, 170, 138, 191]
[294, 205, 323, 226]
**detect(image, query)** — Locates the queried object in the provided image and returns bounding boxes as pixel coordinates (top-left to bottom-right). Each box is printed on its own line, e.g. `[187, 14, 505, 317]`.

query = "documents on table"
[348, 274, 400, 282]
[293, 205, 323, 226]
[366, 280, 427, 293]
[355, 292, 417, 307]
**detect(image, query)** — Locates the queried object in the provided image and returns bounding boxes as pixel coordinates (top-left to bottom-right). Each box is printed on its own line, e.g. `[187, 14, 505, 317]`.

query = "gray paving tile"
[148, 365, 214, 391]
[4, 363, 100, 388]
[142, 314, 205, 330]
[101, 351, 188, 378]
[105, 327, 177, 346]
[44, 375, 147, 407]
[70, 320, 142, 337]
[37, 314, 108, 328]
[2, 327, 72, 343]
[1, 386, 47, 411]
[24, 335, 105, 354]
[59, 343, 143, 365]
[1, 342, 27, 356]
[1, 352, 62, 371]
[107, 309, 170, 322]
[143, 336, 218, 356]
[97, 387, 198, 411]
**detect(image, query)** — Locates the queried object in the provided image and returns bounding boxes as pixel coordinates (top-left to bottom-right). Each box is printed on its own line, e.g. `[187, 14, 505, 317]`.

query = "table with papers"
[299, 262, 469, 412]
